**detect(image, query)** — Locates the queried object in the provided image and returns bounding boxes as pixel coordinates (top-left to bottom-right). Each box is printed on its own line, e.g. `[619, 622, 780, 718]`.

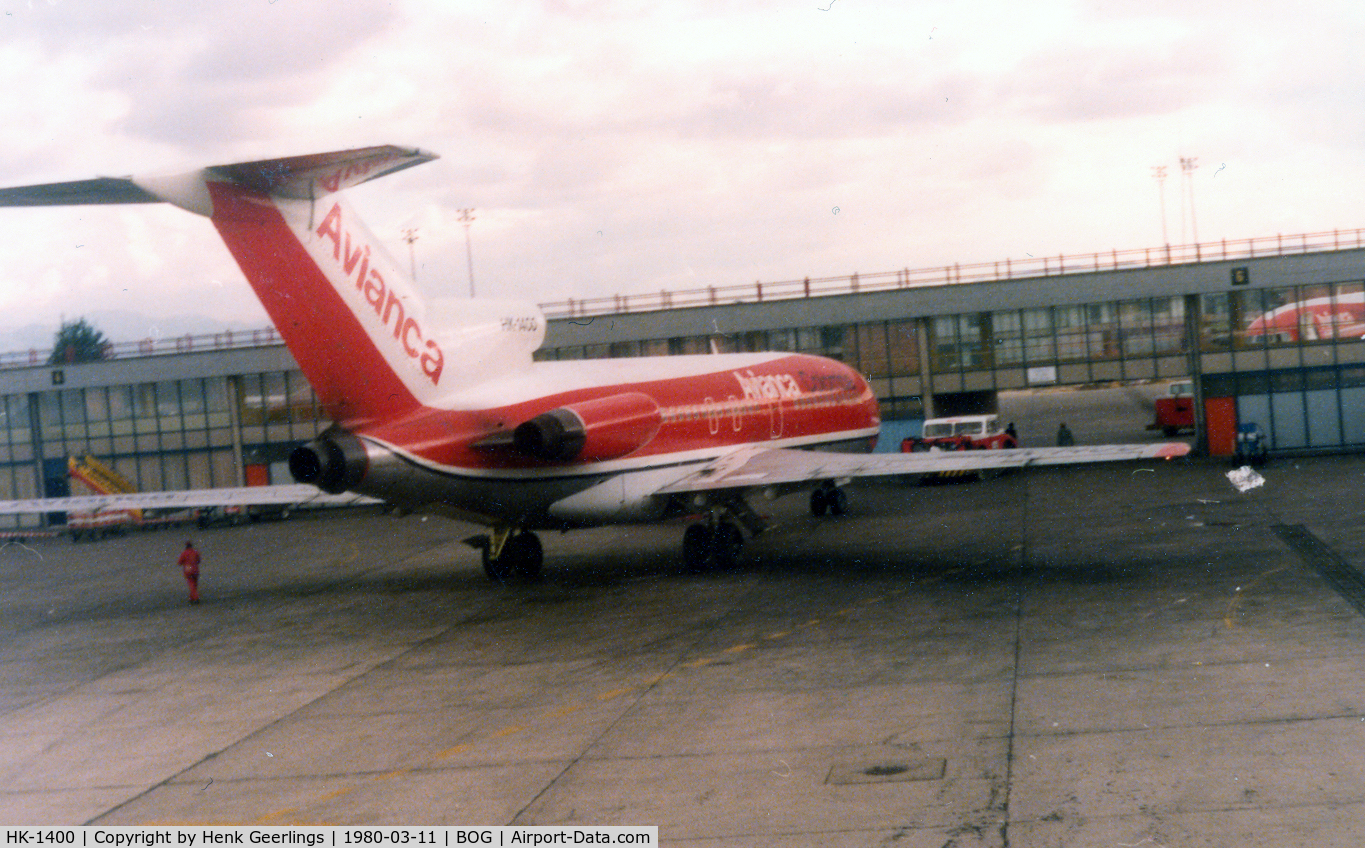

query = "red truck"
[1147, 381, 1195, 437]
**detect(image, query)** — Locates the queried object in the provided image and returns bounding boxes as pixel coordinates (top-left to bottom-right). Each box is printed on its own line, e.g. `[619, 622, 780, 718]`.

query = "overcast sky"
[0, 0, 1362, 342]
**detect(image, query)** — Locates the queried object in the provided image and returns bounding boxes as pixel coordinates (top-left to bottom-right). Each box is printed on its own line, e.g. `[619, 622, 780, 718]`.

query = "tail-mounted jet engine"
[513, 392, 662, 463]
[289, 428, 368, 494]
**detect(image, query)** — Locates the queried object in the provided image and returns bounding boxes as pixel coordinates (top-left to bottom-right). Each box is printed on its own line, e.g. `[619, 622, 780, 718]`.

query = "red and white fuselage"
[350, 352, 879, 527]
[1245, 292, 1365, 342]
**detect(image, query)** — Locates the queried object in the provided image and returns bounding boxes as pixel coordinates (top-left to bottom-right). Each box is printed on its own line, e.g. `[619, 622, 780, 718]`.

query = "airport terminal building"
[1, 228, 1363, 526]
[0, 340, 321, 526]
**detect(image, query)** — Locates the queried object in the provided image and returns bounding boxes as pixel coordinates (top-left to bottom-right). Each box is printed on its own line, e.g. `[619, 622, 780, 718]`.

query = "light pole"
[401, 226, 419, 281]
[1151, 165, 1168, 245]
[459, 208, 476, 298]
[1180, 157, 1199, 244]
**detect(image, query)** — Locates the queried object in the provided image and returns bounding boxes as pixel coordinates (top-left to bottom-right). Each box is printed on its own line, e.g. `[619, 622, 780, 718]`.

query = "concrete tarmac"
[3, 455, 1365, 846]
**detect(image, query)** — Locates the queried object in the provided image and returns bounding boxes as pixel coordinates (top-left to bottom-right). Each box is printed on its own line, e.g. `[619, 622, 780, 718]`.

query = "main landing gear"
[809, 481, 847, 516]
[681, 495, 769, 572]
[466, 527, 543, 582]
[682, 519, 745, 572]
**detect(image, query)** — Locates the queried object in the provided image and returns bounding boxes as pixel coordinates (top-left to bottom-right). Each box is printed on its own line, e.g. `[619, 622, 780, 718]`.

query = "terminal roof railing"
[539, 227, 1365, 319]
[1, 326, 284, 369]
[6, 228, 1364, 368]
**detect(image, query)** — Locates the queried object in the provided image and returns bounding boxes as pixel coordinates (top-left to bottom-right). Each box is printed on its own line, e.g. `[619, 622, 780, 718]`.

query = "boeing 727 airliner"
[0, 146, 1188, 579]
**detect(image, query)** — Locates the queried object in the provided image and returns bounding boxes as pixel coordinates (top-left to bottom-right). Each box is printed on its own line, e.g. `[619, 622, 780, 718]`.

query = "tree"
[47, 318, 111, 365]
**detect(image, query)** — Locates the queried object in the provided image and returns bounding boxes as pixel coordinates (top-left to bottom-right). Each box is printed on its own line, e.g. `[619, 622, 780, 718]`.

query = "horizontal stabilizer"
[206, 146, 438, 199]
[0, 145, 438, 209]
[0, 176, 158, 207]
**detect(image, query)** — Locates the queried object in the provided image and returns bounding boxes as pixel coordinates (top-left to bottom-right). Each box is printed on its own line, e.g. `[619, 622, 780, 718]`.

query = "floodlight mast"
[401, 226, 419, 281]
[459, 208, 476, 298]
[1151, 165, 1168, 245]
[1180, 157, 1199, 244]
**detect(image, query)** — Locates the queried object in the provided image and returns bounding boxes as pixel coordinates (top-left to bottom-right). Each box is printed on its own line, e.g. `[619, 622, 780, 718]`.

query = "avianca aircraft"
[1245, 292, 1365, 343]
[0, 146, 1188, 579]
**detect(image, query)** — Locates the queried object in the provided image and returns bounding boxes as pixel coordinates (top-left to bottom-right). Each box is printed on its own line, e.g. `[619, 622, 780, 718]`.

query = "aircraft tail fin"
[0, 146, 545, 425]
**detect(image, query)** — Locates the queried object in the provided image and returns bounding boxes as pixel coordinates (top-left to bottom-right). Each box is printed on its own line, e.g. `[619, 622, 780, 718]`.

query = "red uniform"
[178, 544, 202, 603]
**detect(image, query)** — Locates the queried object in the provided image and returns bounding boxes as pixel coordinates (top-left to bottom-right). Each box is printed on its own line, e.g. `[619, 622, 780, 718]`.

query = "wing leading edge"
[657, 442, 1191, 494]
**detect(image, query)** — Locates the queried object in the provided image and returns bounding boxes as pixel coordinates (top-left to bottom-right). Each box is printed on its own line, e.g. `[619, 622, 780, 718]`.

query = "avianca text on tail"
[313, 202, 444, 384]
[0, 144, 1190, 581]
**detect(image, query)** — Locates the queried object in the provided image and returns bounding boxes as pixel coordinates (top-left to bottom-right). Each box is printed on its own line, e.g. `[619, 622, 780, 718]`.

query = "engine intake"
[513, 392, 662, 463]
[289, 428, 368, 494]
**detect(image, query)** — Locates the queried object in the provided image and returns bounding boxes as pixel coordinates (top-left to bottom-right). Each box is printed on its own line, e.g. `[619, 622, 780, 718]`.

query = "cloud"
[3, 0, 1365, 339]
[1004, 42, 1224, 123]
[1, 1, 398, 157]
[101, 2, 397, 148]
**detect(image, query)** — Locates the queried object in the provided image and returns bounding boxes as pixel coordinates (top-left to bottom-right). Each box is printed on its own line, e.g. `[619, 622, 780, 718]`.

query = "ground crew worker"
[178, 541, 202, 604]
[1057, 422, 1074, 446]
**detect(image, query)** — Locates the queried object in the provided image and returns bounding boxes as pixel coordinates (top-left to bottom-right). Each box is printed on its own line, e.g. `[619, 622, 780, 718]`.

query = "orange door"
[1204, 397, 1237, 456]
[244, 464, 271, 486]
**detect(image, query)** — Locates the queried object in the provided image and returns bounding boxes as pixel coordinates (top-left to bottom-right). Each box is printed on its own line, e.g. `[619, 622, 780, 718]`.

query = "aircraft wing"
[0, 485, 377, 515]
[656, 442, 1191, 494]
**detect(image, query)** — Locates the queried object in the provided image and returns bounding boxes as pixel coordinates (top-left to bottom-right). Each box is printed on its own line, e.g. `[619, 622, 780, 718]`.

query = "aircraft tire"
[829, 488, 848, 516]
[810, 489, 829, 516]
[712, 521, 744, 570]
[682, 524, 714, 572]
[509, 531, 543, 581]
[482, 546, 512, 581]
